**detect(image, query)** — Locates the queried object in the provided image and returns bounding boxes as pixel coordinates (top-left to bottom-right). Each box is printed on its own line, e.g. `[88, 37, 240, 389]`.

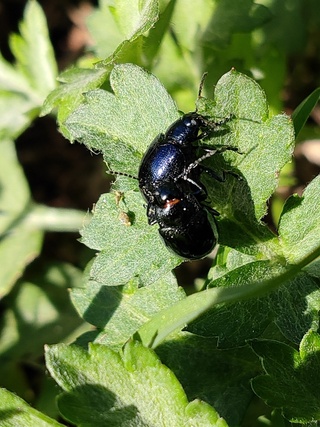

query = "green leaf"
[188, 261, 320, 348]
[46, 341, 227, 426]
[142, 0, 176, 64]
[188, 260, 278, 347]
[41, 0, 161, 138]
[136, 249, 319, 349]
[156, 332, 258, 426]
[152, 1, 273, 108]
[87, 0, 159, 61]
[172, 0, 271, 51]
[201, 69, 294, 226]
[59, 64, 301, 356]
[62, 65, 307, 354]
[68, 64, 295, 295]
[65, 63, 179, 176]
[9, 0, 57, 97]
[291, 87, 320, 137]
[0, 263, 85, 362]
[191, 68, 294, 256]
[161, 0, 215, 52]
[272, 272, 320, 344]
[278, 175, 320, 263]
[80, 188, 181, 287]
[0, 0, 57, 138]
[0, 140, 42, 297]
[250, 331, 320, 423]
[0, 227, 43, 299]
[0, 388, 64, 427]
[136, 262, 284, 348]
[72, 273, 185, 350]
[0, 140, 31, 233]
[40, 66, 109, 139]
[0, 263, 88, 407]
[0, 60, 38, 138]
[68, 64, 183, 286]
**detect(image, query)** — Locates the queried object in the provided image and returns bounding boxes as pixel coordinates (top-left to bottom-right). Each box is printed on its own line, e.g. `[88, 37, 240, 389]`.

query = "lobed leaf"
[251, 331, 320, 423]
[9, 0, 57, 97]
[0, 0, 57, 138]
[156, 332, 258, 426]
[278, 175, 320, 263]
[80, 188, 181, 287]
[202, 69, 295, 225]
[72, 273, 185, 350]
[189, 262, 320, 348]
[0, 388, 64, 427]
[87, 0, 159, 61]
[65, 63, 179, 176]
[70, 64, 295, 297]
[45, 341, 227, 426]
[41, 67, 109, 139]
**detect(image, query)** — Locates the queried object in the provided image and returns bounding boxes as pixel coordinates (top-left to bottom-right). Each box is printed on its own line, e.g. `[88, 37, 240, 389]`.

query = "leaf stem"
[23, 204, 90, 232]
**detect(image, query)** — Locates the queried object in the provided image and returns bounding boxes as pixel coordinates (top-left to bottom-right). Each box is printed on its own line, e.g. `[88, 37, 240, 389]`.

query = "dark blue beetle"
[138, 111, 234, 259]
[109, 75, 237, 259]
[139, 113, 208, 199]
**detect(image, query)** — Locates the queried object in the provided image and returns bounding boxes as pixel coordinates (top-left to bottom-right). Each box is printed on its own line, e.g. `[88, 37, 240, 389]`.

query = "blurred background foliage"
[0, 0, 319, 418]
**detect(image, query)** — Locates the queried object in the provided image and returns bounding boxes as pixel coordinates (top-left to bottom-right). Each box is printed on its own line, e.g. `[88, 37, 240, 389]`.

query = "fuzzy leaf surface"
[156, 332, 259, 426]
[188, 261, 320, 348]
[72, 273, 185, 350]
[80, 189, 181, 287]
[65, 63, 179, 176]
[67, 64, 295, 296]
[87, 0, 159, 60]
[251, 331, 320, 423]
[45, 341, 227, 427]
[41, 67, 109, 139]
[198, 70, 294, 253]
[0, 388, 63, 427]
[278, 175, 320, 263]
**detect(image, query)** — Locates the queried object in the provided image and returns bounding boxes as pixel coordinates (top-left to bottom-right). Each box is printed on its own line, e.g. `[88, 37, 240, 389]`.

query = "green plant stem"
[24, 204, 90, 232]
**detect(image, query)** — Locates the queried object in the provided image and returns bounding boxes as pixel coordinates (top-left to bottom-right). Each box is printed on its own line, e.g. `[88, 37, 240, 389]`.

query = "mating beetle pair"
[138, 110, 238, 259]
[112, 76, 238, 259]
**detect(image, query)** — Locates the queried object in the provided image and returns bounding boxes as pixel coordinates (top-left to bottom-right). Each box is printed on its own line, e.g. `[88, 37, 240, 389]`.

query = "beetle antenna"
[107, 170, 139, 180]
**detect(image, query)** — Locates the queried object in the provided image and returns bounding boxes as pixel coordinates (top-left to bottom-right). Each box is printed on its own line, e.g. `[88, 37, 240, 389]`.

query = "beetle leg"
[146, 203, 157, 225]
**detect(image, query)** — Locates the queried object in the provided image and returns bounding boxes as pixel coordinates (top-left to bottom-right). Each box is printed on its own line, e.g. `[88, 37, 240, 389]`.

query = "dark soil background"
[1, 0, 319, 285]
